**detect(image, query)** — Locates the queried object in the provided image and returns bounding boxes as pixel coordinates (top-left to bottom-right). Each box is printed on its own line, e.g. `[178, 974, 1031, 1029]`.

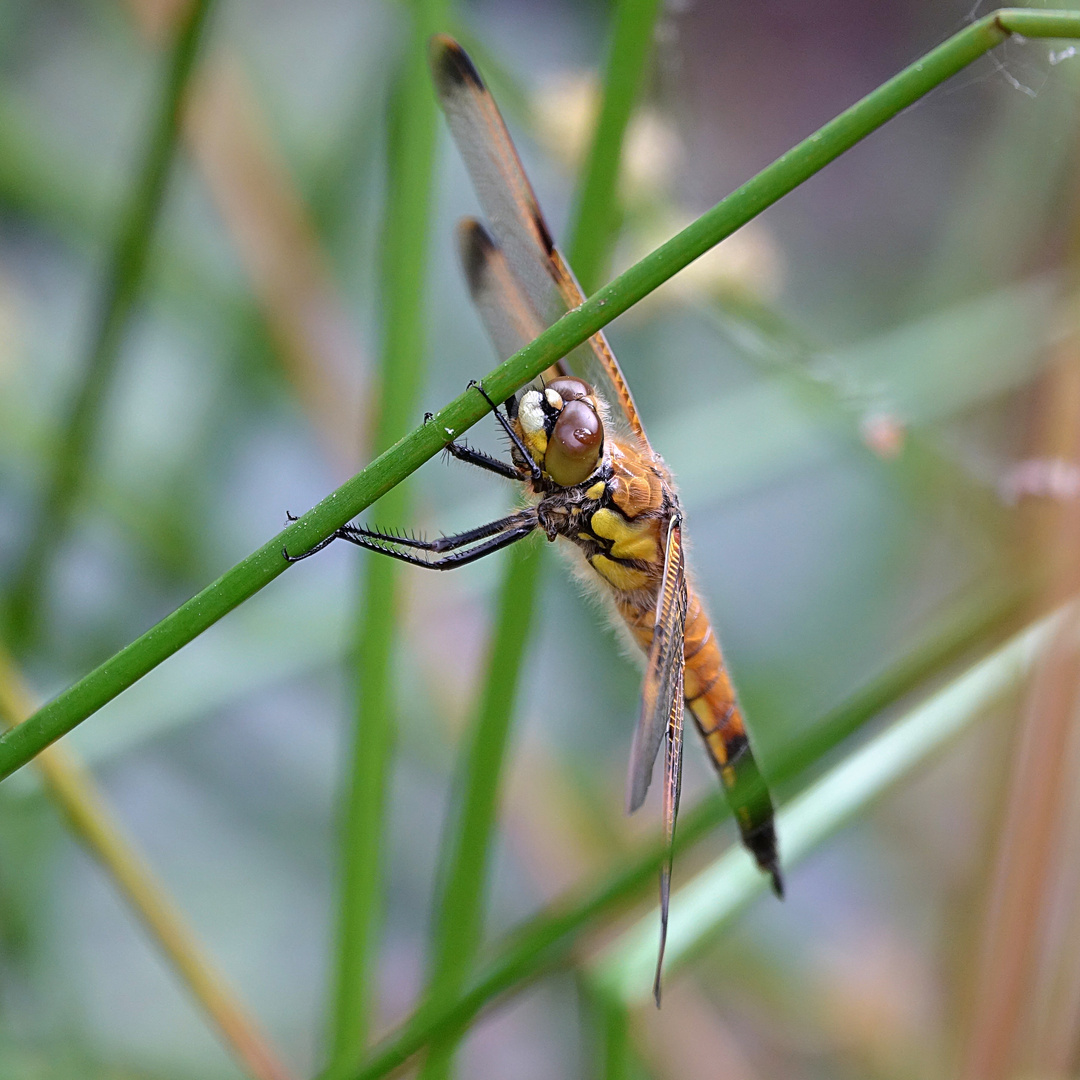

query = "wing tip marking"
[456, 217, 496, 299]
[429, 34, 484, 94]
[531, 209, 555, 256]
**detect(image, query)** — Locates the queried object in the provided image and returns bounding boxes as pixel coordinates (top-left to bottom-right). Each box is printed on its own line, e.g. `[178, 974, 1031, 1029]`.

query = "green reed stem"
[0, 8, 1070, 784]
[417, 538, 544, 1080]
[592, 609, 1061, 1002]
[596, 989, 633, 1080]
[326, 2, 444, 1071]
[2, 0, 216, 649]
[0, 644, 294, 1080]
[566, 0, 664, 294]
[340, 581, 1029, 1079]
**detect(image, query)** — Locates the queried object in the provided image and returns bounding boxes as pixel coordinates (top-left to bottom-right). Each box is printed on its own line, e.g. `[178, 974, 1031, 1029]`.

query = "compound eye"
[546, 399, 603, 487]
[546, 376, 593, 403]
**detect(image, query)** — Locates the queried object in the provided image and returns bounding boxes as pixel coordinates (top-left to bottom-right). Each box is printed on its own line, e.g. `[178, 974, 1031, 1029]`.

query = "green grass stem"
[0, 645, 294, 1080]
[0, 8, 1070, 784]
[326, 2, 445, 1070]
[418, 539, 544, 1079]
[596, 988, 632, 1080]
[2, 0, 216, 649]
[591, 609, 1064, 1002]
[337, 581, 1029, 1079]
[565, 0, 664, 294]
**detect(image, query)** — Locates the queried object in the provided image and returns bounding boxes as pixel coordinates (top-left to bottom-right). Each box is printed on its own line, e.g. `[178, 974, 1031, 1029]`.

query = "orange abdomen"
[601, 440, 780, 888]
[682, 589, 780, 887]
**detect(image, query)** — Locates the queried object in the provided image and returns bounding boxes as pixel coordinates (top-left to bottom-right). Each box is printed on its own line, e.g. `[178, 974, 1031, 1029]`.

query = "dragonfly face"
[510, 376, 605, 491]
[284, 34, 781, 1004]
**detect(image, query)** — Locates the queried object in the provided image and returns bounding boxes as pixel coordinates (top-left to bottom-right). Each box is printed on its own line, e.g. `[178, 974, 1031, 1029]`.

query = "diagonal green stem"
[591, 608, 1063, 1004]
[0, 8, 1072, 784]
[2, 0, 216, 649]
[338, 582, 1030, 1079]
[326, 1, 446, 1070]
[417, 538, 544, 1080]
[0, 644, 294, 1080]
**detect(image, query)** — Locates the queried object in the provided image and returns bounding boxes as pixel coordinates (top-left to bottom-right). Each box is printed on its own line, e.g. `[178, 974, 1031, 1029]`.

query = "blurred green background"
[1, 1, 1079, 1077]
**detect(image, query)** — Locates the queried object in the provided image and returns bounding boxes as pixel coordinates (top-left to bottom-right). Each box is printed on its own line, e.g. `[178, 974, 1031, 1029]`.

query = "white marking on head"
[518, 390, 546, 435]
[545, 388, 564, 410]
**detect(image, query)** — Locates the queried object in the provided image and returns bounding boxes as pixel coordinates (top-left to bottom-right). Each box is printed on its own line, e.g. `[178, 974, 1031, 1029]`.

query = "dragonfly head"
[514, 376, 604, 487]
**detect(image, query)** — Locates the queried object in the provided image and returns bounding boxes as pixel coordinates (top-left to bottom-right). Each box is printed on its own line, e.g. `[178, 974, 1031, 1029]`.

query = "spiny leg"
[442, 440, 522, 480]
[470, 380, 542, 484]
[280, 512, 341, 562]
[421, 409, 523, 481]
[331, 518, 536, 569]
[284, 509, 537, 565]
[346, 510, 535, 553]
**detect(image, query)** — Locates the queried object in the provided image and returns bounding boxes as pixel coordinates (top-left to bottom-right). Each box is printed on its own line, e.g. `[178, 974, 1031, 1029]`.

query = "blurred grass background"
[2, 0, 1080, 1077]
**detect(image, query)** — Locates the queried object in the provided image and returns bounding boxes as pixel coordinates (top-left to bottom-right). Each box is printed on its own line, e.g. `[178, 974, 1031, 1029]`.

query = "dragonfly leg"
[284, 510, 537, 567]
[470, 380, 542, 483]
[281, 513, 342, 562]
[281, 532, 341, 562]
[331, 518, 536, 569]
[352, 510, 534, 552]
[443, 440, 522, 480]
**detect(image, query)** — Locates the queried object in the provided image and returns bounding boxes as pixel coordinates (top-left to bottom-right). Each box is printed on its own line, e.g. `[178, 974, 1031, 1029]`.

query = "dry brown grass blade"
[183, 57, 367, 464]
[1014, 331, 1080, 1078]
[959, 307, 1080, 1080]
[1029, 710, 1080, 1074]
[0, 645, 295, 1080]
[959, 613, 1080, 1080]
[127, 0, 368, 468]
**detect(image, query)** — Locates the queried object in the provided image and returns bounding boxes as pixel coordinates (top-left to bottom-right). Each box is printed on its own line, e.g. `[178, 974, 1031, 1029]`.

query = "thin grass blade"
[326, 1, 445, 1070]
[590, 610, 1066, 1004]
[2, 0, 216, 649]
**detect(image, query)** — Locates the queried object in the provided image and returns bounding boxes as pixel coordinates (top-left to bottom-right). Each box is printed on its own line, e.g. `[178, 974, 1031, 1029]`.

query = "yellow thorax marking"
[584, 480, 606, 500]
[523, 428, 548, 464]
[589, 508, 659, 562]
[590, 554, 650, 591]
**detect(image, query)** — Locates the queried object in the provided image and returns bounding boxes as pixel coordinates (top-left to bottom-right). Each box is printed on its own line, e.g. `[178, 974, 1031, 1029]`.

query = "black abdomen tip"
[743, 819, 783, 898]
[769, 865, 785, 900]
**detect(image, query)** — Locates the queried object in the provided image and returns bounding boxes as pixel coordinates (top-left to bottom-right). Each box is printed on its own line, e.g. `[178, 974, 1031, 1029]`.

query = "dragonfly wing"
[430, 35, 649, 443]
[654, 654, 684, 1006]
[430, 36, 564, 331]
[457, 218, 548, 365]
[627, 515, 688, 814]
[546, 247, 647, 443]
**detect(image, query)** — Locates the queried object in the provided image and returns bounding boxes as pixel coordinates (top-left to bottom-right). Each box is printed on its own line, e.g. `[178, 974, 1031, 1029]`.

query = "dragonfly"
[286, 34, 781, 1002]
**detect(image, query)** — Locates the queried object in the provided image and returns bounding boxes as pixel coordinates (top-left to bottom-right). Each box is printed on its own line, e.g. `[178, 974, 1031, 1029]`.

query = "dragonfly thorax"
[511, 376, 605, 488]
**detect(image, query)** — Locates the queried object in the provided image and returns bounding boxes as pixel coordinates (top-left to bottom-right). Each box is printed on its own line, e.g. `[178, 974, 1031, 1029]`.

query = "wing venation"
[429, 34, 648, 442]
[627, 516, 687, 814]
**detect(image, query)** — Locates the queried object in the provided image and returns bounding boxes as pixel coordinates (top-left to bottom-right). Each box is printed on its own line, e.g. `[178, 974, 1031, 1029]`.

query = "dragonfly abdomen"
[683, 588, 782, 895]
[559, 448, 782, 893]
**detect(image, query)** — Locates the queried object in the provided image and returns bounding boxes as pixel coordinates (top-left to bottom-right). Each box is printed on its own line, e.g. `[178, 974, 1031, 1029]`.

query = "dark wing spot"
[429, 34, 485, 92]
[531, 209, 555, 256]
[456, 218, 496, 299]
